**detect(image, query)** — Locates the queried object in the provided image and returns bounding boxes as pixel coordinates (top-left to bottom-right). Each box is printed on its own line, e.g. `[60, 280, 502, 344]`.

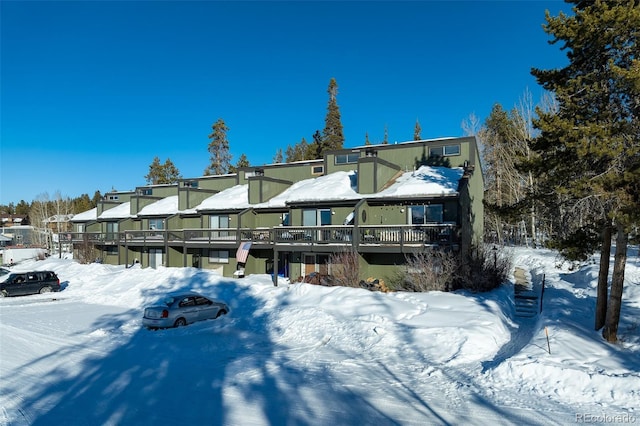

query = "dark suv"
[0, 271, 61, 297]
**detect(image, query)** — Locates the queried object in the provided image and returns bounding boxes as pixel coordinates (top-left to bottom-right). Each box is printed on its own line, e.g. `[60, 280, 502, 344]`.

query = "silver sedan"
[142, 292, 229, 329]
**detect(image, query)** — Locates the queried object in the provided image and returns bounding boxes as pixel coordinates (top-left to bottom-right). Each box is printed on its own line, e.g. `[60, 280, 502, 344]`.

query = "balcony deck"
[67, 224, 459, 253]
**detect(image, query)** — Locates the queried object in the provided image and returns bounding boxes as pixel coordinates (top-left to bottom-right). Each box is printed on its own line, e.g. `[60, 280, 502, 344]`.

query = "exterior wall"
[71, 136, 485, 280]
[193, 175, 239, 191]
[239, 161, 323, 185]
[179, 187, 220, 210]
[135, 185, 178, 198]
[248, 177, 292, 204]
[357, 157, 402, 194]
[97, 201, 124, 216]
[102, 191, 135, 205]
[130, 197, 163, 215]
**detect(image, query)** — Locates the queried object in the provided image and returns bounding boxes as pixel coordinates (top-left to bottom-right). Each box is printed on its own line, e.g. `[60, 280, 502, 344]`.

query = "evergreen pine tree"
[529, 0, 640, 342]
[162, 158, 182, 183]
[91, 191, 102, 208]
[364, 132, 371, 145]
[273, 148, 284, 164]
[15, 200, 30, 215]
[204, 118, 232, 175]
[229, 153, 250, 173]
[307, 130, 324, 160]
[414, 119, 422, 140]
[322, 78, 345, 152]
[145, 156, 182, 184]
[383, 125, 389, 144]
[145, 157, 164, 184]
[285, 138, 309, 162]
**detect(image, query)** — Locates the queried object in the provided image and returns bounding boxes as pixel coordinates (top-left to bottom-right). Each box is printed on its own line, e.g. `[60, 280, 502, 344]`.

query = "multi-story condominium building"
[70, 136, 484, 285]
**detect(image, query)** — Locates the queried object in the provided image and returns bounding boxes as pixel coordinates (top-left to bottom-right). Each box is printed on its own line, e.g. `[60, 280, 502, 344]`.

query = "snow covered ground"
[1, 246, 638, 425]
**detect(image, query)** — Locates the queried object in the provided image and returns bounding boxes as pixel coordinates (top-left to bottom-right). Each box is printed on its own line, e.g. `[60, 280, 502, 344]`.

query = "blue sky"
[0, 1, 570, 206]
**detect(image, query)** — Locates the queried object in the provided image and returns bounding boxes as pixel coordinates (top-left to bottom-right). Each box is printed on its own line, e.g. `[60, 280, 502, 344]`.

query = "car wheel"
[174, 318, 187, 327]
[215, 309, 228, 319]
[39, 286, 52, 294]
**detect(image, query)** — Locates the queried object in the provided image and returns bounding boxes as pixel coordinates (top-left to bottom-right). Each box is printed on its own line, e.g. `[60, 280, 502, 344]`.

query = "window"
[106, 222, 118, 233]
[209, 250, 229, 263]
[409, 204, 443, 224]
[210, 215, 229, 228]
[335, 153, 359, 164]
[312, 165, 324, 175]
[425, 205, 444, 223]
[430, 145, 460, 157]
[149, 219, 164, 230]
[302, 209, 331, 226]
[179, 297, 196, 307]
[210, 215, 231, 239]
[139, 188, 152, 196]
[429, 147, 443, 158]
[76, 224, 84, 233]
[183, 181, 199, 188]
[444, 145, 460, 156]
[107, 195, 119, 201]
[282, 212, 290, 226]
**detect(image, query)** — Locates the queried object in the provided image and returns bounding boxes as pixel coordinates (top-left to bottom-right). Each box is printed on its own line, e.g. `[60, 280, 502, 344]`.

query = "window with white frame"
[429, 144, 460, 157]
[444, 145, 460, 156]
[209, 250, 229, 263]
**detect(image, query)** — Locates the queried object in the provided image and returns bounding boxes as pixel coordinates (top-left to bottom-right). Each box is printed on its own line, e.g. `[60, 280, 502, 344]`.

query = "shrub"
[75, 237, 98, 265]
[453, 245, 512, 292]
[329, 248, 361, 288]
[392, 249, 458, 292]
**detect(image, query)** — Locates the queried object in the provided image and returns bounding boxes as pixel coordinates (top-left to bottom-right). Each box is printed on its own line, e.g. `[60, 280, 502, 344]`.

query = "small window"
[335, 153, 359, 165]
[444, 145, 460, 156]
[429, 147, 443, 157]
[183, 181, 199, 188]
[107, 195, 119, 201]
[312, 165, 324, 175]
[149, 219, 164, 230]
[179, 297, 196, 307]
[195, 296, 210, 306]
[209, 250, 229, 263]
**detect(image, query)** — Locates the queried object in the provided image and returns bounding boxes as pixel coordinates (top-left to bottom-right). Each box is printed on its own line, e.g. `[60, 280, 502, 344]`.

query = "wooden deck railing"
[68, 224, 458, 248]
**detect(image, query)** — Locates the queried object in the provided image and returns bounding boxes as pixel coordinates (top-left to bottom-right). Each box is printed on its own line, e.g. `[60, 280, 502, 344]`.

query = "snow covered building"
[70, 136, 484, 284]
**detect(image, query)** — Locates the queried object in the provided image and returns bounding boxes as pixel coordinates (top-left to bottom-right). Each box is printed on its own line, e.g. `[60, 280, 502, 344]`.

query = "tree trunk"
[602, 224, 627, 343]
[595, 225, 611, 330]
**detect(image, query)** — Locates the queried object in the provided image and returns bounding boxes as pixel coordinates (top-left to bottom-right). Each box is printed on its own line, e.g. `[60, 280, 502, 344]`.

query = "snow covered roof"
[189, 166, 463, 213]
[137, 195, 179, 216]
[195, 185, 251, 212]
[70, 208, 98, 222]
[98, 202, 134, 220]
[254, 171, 360, 208]
[377, 166, 463, 198]
[44, 214, 75, 223]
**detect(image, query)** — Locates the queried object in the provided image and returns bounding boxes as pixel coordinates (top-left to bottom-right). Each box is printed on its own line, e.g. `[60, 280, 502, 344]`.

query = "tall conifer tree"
[322, 78, 345, 152]
[414, 119, 422, 140]
[529, 0, 640, 341]
[204, 118, 232, 175]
